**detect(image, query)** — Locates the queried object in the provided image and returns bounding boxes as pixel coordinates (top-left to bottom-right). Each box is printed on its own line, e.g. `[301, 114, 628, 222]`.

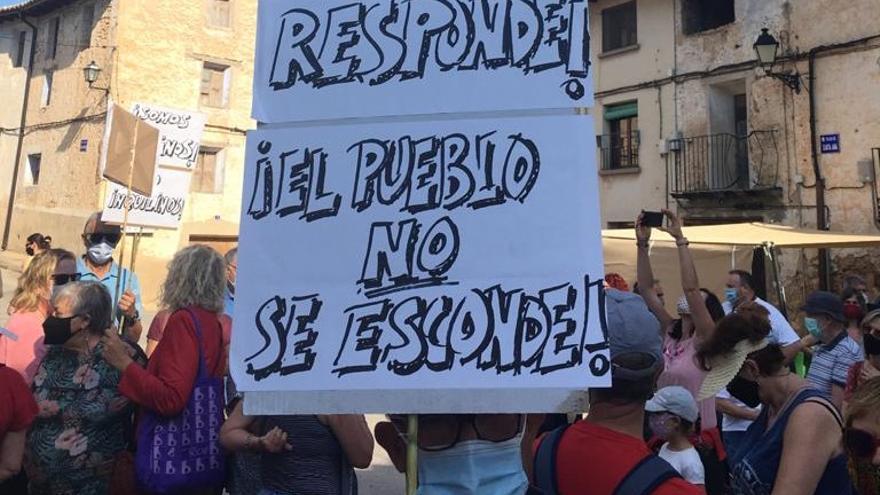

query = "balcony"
[669, 130, 781, 197]
[598, 130, 640, 174]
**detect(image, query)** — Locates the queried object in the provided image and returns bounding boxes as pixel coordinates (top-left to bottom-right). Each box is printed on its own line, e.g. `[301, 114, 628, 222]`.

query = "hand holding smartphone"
[640, 210, 664, 228]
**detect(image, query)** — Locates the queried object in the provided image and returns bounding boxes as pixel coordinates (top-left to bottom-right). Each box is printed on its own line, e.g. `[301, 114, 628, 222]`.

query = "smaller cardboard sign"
[101, 104, 160, 196]
[131, 103, 207, 170]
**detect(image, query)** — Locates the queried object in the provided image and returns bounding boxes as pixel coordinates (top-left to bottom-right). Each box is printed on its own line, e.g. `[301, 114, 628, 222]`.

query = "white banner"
[131, 102, 207, 170]
[102, 167, 192, 229]
[232, 113, 608, 413]
[252, 0, 593, 122]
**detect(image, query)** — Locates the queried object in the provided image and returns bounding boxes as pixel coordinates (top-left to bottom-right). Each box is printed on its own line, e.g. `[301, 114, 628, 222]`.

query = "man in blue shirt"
[77, 212, 143, 341]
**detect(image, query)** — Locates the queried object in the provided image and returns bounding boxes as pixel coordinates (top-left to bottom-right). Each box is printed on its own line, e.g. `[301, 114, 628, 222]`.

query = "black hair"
[668, 288, 725, 341]
[729, 270, 755, 291]
[26, 233, 52, 250]
[701, 288, 725, 322]
[842, 287, 867, 311]
[749, 343, 786, 376]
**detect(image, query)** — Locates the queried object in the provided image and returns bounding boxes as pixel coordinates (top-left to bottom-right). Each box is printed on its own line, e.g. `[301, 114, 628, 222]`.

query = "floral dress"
[25, 340, 145, 495]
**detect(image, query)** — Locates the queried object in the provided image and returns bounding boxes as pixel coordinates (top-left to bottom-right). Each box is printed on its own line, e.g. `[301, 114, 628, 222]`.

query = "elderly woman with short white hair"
[25, 281, 145, 495]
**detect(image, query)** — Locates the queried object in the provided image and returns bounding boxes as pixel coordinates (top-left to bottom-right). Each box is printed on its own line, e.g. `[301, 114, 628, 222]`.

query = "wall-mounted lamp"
[753, 28, 801, 93]
[83, 60, 109, 92]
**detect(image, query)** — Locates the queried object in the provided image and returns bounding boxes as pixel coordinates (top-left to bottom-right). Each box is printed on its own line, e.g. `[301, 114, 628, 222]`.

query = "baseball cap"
[801, 291, 846, 323]
[645, 386, 699, 423]
[605, 289, 663, 381]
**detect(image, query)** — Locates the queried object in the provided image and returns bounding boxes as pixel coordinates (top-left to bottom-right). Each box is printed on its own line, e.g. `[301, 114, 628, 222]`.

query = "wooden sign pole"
[406, 415, 418, 495]
[114, 120, 140, 337]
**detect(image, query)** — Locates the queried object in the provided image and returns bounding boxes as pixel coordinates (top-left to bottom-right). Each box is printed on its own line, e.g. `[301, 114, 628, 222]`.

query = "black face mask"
[26, 246, 34, 256]
[864, 333, 880, 356]
[43, 316, 75, 346]
[727, 375, 761, 408]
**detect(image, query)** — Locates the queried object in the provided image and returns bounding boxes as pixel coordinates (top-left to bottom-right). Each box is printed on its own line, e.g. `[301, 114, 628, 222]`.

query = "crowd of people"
[1, 209, 880, 494]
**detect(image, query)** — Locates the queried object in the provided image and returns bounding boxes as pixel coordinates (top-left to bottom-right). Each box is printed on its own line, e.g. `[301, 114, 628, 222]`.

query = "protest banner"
[101, 103, 206, 229]
[102, 167, 193, 229]
[232, 113, 607, 414]
[131, 102, 207, 170]
[252, 0, 593, 122]
[101, 104, 159, 196]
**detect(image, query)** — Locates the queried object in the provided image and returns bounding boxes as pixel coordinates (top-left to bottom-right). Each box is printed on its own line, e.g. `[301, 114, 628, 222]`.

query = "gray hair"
[52, 281, 112, 333]
[161, 245, 226, 313]
[225, 247, 238, 266]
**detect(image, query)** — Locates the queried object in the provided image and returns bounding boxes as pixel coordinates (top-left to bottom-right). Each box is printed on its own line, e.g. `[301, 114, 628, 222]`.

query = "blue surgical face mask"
[417, 436, 528, 495]
[86, 241, 114, 266]
[725, 288, 739, 305]
[805, 317, 822, 339]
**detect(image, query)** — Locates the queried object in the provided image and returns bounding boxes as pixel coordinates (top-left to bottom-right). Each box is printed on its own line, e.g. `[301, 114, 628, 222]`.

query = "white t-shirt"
[659, 443, 705, 486]
[716, 389, 762, 432]
[722, 297, 800, 346]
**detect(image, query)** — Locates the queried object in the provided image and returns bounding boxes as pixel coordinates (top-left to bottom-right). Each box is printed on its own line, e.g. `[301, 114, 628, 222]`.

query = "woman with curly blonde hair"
[102, 245, 230, 492]
[2, 248, 77, 383]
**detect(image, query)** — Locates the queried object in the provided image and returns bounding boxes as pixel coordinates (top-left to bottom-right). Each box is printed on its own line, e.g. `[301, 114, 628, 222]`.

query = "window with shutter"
[194, 148, 224, 193]
[208, 0, 232, 28]
[47, 17, 60, 60]
[14, 31, 26, 68]
[80, 4, 95, 47]
[200, 63, 229, 107]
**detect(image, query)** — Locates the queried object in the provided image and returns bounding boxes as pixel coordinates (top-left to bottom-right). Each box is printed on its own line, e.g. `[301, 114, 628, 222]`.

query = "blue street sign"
[820, 134, 840, 154]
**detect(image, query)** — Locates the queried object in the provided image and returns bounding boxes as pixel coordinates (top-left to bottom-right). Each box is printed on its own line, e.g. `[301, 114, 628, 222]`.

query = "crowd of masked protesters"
[1, 209, 879, 494]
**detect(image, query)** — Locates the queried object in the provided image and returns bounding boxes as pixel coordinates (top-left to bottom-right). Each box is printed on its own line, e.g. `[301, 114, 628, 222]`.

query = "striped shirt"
[807, 331, 863, 398]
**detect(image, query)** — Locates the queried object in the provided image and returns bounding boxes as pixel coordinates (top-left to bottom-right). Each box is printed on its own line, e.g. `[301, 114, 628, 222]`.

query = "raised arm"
[659, 209, 715, 343]
[636, 212, 674, 331]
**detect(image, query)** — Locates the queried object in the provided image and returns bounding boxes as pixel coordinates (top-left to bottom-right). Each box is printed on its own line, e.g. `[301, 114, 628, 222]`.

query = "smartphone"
[641, 211, 664, 228]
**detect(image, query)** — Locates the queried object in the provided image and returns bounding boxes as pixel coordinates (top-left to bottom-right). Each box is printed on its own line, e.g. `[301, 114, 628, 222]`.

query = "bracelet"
[636, 240, 649, 248]
[245, 434, 260, 451]
[676, 238, 690, 247]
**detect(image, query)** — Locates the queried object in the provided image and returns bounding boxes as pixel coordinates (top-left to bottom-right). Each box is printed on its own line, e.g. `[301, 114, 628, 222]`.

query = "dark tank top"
[260, 415, 356, 495]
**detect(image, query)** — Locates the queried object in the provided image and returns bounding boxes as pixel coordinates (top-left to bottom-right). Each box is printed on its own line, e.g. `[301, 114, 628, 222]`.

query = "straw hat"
[697, 338, 769, 401]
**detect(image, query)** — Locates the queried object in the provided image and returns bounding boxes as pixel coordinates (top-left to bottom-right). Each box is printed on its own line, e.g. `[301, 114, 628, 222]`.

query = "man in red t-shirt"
[534, 290, 703, 495]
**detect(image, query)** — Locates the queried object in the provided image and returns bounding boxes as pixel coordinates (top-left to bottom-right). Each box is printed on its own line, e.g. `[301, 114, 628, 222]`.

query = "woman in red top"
[103, 245, 227, 419]
[0, 364, 39, 485]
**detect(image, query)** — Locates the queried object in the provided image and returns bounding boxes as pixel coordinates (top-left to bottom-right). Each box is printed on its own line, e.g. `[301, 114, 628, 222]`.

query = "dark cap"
[605, 289, 663, 381]
[801, 291, 846, 323]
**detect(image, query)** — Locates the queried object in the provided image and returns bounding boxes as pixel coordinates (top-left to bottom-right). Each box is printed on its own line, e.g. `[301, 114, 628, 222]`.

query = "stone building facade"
[0, 0, 255, 306]
[591, 0, 880, 303]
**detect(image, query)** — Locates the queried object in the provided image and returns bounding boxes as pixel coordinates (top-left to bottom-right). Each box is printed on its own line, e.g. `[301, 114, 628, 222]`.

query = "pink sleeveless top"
[657, 336, 716, 431]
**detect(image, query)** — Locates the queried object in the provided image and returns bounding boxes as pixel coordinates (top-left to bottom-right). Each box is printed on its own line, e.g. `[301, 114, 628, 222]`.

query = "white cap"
[645, 386, 699, 423]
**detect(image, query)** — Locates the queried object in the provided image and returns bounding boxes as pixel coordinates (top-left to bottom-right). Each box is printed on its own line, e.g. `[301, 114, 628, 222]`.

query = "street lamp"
[753, 28, 801, 93]
[83, 60, 101, 86]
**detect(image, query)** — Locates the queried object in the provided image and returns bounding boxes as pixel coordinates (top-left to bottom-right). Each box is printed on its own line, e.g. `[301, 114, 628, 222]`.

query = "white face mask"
[87, 241, 114, 265]
[416, 435, 528, 495]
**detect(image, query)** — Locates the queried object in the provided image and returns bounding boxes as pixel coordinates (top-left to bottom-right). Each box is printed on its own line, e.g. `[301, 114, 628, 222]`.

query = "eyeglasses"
[845, 428, 880, 459]
[390, 414, 524, 451]
[52, 273, 82, 286]
[84, 233, 121, 247]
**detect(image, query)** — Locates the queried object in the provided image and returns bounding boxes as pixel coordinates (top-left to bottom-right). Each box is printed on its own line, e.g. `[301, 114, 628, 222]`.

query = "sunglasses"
[52, 273, 82, 286]
[389, 414, 524, 452]
[84, 233, 121, 247]
[845, 428, 880, 459]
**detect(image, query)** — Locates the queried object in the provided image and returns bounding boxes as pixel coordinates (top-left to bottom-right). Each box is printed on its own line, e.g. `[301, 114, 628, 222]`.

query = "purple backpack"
[135, 308, 226, 493]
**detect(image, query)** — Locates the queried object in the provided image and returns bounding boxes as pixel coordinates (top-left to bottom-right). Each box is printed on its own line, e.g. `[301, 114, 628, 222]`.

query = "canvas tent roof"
[602, 222, 880, 249]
